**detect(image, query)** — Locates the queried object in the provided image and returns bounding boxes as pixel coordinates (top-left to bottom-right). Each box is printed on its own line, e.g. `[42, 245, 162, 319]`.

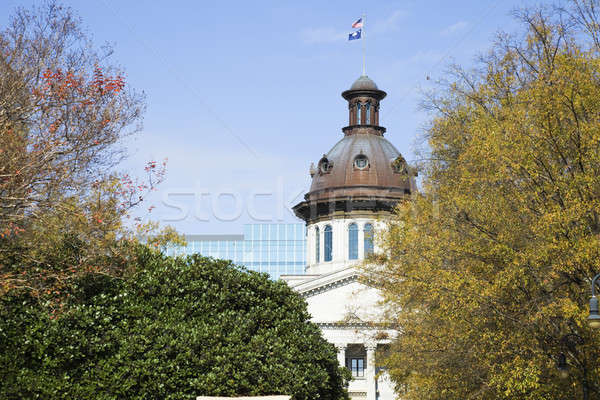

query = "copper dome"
[293, 76, 414, 223]
[350, 75, 378, 90]
[307, 133, 412, 201]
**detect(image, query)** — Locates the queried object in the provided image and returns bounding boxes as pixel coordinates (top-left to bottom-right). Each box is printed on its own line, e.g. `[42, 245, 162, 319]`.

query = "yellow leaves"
[366, 3, 600, 399]
[137, 221, 187, 250]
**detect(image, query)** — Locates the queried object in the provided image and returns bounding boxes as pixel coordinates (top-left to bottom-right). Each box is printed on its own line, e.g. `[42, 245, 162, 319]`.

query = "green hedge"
[0, 247, 349, 400]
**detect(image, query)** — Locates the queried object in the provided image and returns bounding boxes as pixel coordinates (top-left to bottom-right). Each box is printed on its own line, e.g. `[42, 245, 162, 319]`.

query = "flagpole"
[362, 13, 366, 76]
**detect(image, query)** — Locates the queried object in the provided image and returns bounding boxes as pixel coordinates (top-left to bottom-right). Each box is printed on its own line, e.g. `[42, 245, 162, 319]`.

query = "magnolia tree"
[0, 2, 171, 297]
[0, 248, 351, 400]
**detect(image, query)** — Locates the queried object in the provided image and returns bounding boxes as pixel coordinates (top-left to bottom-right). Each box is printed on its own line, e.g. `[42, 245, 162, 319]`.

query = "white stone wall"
[284, 219, 398, 400]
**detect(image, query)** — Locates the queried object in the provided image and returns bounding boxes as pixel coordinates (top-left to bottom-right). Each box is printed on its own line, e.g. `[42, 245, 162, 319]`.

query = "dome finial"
[350, 75, 378, 91]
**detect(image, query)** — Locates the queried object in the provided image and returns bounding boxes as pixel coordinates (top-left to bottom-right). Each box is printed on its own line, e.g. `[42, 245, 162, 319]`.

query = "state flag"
[348, 29, 362, 41]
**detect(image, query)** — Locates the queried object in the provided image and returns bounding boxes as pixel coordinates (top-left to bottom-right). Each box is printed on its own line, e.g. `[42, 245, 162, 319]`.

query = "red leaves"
[41, 68, 84, 100]
[34, 66, 127, 135]
[114, 159, 168, 223]
[0, 223, 25, 239]
[23, 65, 130, 186]
[91, 66, 125, 95]
[104, 75, 125, 94]
[144, 161, 157, 172]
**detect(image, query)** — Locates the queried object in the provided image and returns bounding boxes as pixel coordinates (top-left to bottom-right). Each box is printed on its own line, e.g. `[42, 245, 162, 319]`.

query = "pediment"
[289, 266, 369, 298]
[290, 268, 384, 324]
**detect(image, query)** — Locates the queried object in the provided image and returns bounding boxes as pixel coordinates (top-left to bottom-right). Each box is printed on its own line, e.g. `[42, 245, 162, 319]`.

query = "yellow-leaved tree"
[365, 1, 600, 399]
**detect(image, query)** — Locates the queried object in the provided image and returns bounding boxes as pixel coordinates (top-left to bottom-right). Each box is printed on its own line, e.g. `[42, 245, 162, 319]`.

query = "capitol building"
[174, 75, 413, 400]
[281, 75, 414, 400]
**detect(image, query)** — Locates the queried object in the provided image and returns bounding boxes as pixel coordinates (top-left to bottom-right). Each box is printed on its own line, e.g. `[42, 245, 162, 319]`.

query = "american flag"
[352, 18, 363, 28]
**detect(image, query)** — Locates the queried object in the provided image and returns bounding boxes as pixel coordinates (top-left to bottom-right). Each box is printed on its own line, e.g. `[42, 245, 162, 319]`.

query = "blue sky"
[1, 0, 544, 234]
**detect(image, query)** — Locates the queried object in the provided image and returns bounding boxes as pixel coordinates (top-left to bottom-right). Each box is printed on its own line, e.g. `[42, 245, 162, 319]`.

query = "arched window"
[315, 226, 320, 263]
[364, 223, 374, 256]
[365, 102, 371, 124]
[356, 103, 362, 125]
[324, 225, 333, 262]
[348, 223, 358, 260]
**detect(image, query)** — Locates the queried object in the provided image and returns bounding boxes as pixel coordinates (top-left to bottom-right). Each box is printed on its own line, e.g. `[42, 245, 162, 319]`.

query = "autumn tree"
[365, 1, 600, 399]
[0, 2, 170, 296]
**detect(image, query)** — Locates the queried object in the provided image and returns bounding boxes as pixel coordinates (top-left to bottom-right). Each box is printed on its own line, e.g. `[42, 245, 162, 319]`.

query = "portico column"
[366, 343, 377, 400]
[358, 223, 365, 260]
[335, 343, 347, 368]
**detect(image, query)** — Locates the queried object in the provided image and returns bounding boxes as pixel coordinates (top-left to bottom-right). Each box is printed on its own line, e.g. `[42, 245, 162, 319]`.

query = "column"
[358, 222, 365, 260]
[333, 219, 343, 264]
[335, 343, 347, 368]
[366, 343, 377, 400]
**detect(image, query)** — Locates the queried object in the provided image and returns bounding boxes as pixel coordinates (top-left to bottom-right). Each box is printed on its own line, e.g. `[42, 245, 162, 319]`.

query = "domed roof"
[350, 75, 378, 90]
[306, 133, 413, 203]
[292, 75, 413, 223]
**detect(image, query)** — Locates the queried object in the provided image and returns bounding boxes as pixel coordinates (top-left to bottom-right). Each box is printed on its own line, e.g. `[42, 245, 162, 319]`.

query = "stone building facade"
[281, 75, 414, 400]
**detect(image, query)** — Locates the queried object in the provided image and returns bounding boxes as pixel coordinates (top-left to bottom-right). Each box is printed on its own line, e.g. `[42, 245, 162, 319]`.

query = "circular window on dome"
[354, 154, 369, 170]
[319, 156, 333, 174]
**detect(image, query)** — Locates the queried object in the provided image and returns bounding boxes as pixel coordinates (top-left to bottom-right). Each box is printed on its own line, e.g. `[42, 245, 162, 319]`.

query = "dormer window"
[354, 154, 369, 170]
[391, 155, 408, 174]
[319, 156, 333, 174]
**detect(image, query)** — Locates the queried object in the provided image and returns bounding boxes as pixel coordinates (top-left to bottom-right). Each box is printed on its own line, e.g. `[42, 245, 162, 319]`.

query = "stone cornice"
[316, 321, 398, 330]
[292, 267, 360, 297]
[300, 274, 358, 298]
[342, 125, 386, 136]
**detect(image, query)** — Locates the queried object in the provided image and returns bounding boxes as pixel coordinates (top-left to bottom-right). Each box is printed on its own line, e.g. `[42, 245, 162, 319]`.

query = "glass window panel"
[348, 223, 358, 260]
[279, 224, 286, 239]
[350, 358, 365, 377]
[324, 225, 332, 262]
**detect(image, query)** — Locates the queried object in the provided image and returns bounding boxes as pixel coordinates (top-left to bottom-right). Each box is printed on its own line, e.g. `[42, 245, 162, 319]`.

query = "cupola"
[342, 75, 387, 136]
[293, 76, 415, 224]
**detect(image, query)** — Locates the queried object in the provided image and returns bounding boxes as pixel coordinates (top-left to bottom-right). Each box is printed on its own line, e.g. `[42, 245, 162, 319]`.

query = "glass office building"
[166, 223, 306, 279]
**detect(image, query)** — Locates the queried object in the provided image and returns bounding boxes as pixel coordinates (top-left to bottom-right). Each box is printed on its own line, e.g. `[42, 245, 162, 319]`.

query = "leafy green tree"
[0, 246, 350, 400]
[365, 1, 600, 399]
